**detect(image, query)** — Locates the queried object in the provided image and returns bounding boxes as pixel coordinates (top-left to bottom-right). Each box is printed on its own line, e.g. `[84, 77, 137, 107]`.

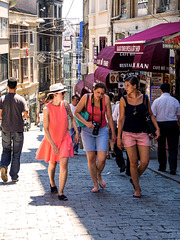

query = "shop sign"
[115, 43, 144, 54]
[118, 82, 125, 88]
[163, 35, 180, 49]
[97, 58, 110, 68]
[109, 72, 119, 84]
[93, 46, 98, 64]
[151, 73, 163, 86]
[150, 86, 161, 104]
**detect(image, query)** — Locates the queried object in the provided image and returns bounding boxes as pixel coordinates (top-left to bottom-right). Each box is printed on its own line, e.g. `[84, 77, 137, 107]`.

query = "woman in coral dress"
[36, 83, 79, 201]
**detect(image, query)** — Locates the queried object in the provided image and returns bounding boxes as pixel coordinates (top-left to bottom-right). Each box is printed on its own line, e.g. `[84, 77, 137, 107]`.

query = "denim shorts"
[81, 126, 109, 151]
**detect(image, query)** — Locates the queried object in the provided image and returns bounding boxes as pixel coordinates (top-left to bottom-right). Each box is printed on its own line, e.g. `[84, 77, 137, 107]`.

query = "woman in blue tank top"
[117, 76, 160, 198]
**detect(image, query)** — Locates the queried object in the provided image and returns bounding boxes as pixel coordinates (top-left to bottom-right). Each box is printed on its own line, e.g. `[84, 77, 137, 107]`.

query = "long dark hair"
[125, 76, 139, 89]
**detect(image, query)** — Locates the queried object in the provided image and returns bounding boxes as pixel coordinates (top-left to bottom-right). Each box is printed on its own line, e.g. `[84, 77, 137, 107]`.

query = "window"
[21, 58, 28, 82]
[121, 0, 127, 18]
[157, 0, 170, 12]
[99, 37, 107, 51]
[10, 25, 19, 48]
[11, 59, 19, 80]
[30, 58, 33, 82]
[99, 0, 107, 12]
[59, 7, 61, 18]
[0, 18, 8, 38]
[30, 31, 34, 44]
[54, 5, 57, 18]
[138, 0, 148, 16]
[90, 0, 95, 13]
[0, 54, 8, 82]
[112, 0, 121, 17]
[21, 27, 28, 48]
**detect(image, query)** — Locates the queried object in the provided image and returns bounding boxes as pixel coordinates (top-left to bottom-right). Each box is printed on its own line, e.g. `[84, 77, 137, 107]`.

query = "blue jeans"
[0, 131, 24, 180]
[69, 127, 81, 152]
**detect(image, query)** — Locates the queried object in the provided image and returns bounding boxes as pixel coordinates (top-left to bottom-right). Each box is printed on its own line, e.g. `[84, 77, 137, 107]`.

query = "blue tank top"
[123, 95, 147, 133]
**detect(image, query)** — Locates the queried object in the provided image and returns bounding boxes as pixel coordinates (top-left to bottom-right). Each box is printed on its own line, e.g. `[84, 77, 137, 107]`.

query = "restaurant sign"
[163, 35, 180, 49]
[115, 43, 144, 54]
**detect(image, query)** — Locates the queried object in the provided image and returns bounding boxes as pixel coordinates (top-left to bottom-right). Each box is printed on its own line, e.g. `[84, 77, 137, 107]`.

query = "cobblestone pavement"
[0, 127, 180, 240]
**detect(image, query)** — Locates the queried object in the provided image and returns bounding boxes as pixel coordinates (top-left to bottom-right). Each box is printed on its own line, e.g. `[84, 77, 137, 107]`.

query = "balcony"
[38, 18, 64, 34]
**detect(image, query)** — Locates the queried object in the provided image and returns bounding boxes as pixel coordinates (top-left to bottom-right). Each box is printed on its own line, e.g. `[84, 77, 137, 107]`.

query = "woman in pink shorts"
[117, 76, 160, 198]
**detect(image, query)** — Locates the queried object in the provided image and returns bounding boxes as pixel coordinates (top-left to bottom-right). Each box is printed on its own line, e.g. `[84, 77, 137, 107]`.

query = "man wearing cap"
[0, 77, 29, 182]
[151, 83, 180, 175]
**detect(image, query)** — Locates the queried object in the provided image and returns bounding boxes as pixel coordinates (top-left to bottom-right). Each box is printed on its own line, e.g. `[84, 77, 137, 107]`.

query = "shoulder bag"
[64, 100, 73, 130]
[74, 94, 89, 128]
[144, 94, 156, 137]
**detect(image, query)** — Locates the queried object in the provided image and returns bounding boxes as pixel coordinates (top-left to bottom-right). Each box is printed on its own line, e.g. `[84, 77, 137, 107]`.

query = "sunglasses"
[133, 106, 137, 115]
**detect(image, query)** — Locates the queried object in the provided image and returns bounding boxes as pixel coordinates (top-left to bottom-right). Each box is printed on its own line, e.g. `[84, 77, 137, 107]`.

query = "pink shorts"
[122, 131, 150, 148]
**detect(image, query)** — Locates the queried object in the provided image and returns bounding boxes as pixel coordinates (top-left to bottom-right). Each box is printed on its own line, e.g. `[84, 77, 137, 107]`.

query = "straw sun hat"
[49, 83, 67, 94]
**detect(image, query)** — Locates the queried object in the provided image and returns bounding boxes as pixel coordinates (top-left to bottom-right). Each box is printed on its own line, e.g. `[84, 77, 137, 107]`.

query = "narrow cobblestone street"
[0, 127, 180, 240]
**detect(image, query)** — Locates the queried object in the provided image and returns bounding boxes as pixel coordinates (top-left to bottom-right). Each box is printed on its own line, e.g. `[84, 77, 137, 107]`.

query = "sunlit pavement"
[0, 126, 180, 240]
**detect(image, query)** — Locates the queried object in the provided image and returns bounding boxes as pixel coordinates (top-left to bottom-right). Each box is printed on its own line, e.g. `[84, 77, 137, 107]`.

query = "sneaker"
[58, 194, 68, 201]
[74, 151, 78, 155]
[1, 167, 8, 182]
[50, 185, 58, 194]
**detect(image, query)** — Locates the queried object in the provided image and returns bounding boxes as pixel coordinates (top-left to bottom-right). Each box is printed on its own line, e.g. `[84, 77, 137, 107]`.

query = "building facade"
[88, 0, 112, 73]
[37, 0, 64, 93]
[9, 0, 39, 123]
[0, 0, 9, 95]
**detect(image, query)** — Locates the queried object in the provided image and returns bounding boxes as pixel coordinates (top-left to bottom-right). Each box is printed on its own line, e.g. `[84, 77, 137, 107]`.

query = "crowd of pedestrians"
[0, 77, 179, 201]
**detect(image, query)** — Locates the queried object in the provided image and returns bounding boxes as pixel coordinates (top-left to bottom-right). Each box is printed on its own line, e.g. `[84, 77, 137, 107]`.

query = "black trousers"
[114, 128, 130, 172]
[157, 121, 179, 172]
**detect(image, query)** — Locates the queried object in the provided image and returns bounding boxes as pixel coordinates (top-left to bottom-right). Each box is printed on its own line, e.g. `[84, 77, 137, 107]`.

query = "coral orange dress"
[36, 101, 74, 163]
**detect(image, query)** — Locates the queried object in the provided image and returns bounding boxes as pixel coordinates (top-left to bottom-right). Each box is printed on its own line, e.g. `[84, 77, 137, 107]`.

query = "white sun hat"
[49, 83, 67, 94]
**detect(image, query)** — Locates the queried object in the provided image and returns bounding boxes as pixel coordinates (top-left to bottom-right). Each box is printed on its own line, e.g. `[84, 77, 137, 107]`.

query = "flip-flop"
[98, 179, 106, 188]
[91, 187, 99, 193]
[133, 193, 141, 198]
[130, 178, 141, 192]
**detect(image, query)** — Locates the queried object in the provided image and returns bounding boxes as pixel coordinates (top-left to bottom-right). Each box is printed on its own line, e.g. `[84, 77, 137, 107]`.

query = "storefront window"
[138, 0, 148, 16]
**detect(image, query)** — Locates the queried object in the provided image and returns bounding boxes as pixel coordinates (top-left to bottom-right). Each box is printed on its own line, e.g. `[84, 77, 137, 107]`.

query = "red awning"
[115, 22, 180, 54]
[97, 46, 134, 70]
[74, 80, 87, 98]
[84, 74, 94, 93]
[132, 43, 169, 73]
[94, 67, 118, 88]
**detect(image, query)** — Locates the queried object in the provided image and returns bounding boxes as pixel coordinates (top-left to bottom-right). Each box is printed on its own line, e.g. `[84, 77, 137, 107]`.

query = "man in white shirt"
[69, 95, 80, 155]
[151, 83, 180, 175]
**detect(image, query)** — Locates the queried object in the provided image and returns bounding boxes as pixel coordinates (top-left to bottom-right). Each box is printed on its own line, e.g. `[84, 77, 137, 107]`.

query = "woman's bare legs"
[126, 146, 141, 196]
[137, 145, 150, 176]
[59, 157, 68, 196]
[126, 145, 150, 197]
[86, 151, 99, 192]
[48, 162, 57, 187]
[97, 151, 107, 188]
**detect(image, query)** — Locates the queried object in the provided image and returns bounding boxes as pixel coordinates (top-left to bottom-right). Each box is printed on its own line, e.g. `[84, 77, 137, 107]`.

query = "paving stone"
[0, 126, 180, 240]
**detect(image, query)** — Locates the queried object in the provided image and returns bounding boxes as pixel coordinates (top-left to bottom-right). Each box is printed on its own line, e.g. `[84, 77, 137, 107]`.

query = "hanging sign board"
[109, 72, 119, 84]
